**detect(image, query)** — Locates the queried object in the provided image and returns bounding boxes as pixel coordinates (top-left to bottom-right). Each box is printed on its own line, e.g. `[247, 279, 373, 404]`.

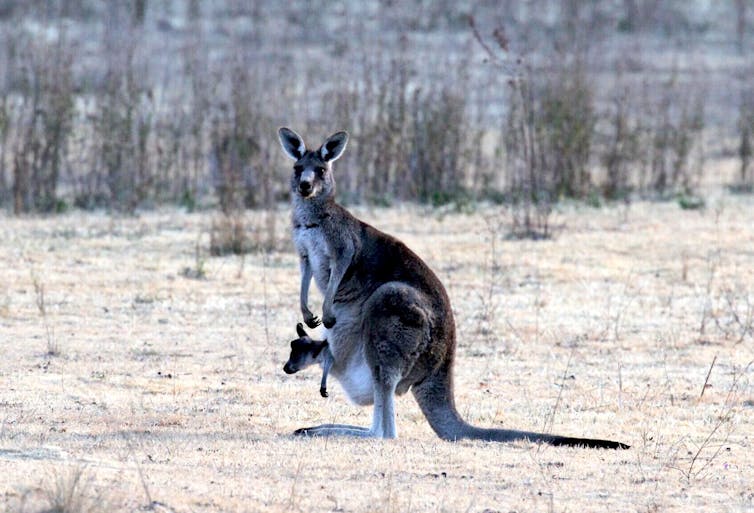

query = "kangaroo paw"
[304, 316, 321, 329]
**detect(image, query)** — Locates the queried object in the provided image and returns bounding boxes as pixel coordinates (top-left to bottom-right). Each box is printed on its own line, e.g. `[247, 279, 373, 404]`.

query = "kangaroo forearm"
[299, 259, 314, 315]
[300, 283, 312, 316]
[323, 257, 351, 314]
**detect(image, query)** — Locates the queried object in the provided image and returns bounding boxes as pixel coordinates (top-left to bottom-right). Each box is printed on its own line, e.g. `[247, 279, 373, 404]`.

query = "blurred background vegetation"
[0, 0, 752, 236]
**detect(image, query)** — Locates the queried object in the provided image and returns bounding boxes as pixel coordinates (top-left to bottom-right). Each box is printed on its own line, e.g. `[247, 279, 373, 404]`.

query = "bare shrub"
[601, 75, 642, 200]
[349, 56, 411, 204]
[408, 86, 470, 205]
[735, 0, 749, 53]
[91, 25, 152, 212]
[737, 83, 754, 191]
[209, 208, 279, 257]
[503, 68, 554, 240]
[209, 212, 252, 256]
[325, 54, 475, 207]
[470, 18, 557, 238]
[538, 59, 596, 199]
[209, 62, 271, 214]
[617, 0, 697, 35]
[210, 129, 260, 214]
[10, 33, 74, 213]
[643, 75, 706, 196]
[0, 93, 9, 205]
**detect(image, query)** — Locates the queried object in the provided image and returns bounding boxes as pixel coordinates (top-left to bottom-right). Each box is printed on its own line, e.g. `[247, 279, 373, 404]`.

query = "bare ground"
[1, 190, 753, 512]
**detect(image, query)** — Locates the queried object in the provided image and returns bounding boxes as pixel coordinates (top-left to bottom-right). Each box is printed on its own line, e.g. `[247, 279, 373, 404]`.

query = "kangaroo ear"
[295, 322, 307, 338]
[278, 127, 306, 161]
[319, 131, 348, 162]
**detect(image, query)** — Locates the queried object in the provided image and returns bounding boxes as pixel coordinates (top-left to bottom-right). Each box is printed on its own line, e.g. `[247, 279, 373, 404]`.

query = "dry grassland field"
[1, 174, 753, 513]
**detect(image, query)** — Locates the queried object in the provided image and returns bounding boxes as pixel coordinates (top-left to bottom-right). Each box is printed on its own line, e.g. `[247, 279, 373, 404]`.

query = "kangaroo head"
[278, 127, 348, 200]
[283, 336, 329, 374]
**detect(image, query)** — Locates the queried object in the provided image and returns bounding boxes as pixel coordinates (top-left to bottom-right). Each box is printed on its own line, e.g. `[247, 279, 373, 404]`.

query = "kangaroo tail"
[411, 363, 629, 450]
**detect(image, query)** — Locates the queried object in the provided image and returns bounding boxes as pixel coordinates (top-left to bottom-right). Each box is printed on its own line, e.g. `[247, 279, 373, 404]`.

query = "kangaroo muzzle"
[298, 169, 315, 197]
[298, 181, 313, 196]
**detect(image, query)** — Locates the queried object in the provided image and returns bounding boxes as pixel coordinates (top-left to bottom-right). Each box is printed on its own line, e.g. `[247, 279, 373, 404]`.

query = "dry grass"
[1, 183, 753, 512]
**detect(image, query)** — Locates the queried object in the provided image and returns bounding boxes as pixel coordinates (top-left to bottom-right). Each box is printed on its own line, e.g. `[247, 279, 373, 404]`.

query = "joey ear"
[319, 131, 348, 162]
[278, 127, 306, 161]
[295, 322, 307, 338]
[311, 341, 326, 358]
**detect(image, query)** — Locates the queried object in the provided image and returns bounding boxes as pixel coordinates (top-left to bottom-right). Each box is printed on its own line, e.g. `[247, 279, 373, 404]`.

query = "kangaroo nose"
[299, 181, 312, 195]
[283, 363, 296, 374]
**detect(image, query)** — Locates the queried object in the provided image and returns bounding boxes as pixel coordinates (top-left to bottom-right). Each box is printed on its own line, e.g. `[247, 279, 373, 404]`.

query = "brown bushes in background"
[0, 1, 750, 236]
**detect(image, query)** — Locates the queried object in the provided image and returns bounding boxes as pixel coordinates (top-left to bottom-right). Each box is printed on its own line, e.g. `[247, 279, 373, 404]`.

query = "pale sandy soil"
[0, 193, 752, 512]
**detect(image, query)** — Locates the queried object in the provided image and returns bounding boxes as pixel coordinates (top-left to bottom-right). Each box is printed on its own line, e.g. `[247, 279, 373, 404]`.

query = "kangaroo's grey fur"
[283, 323, 334, 398]
[278, 127, 628, 449]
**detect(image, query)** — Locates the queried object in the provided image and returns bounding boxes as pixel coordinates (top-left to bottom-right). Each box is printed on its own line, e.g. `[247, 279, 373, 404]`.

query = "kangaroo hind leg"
[364, 283, 430, 439]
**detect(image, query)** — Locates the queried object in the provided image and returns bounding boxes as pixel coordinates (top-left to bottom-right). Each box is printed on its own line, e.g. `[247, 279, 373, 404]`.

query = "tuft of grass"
[30, 268, 59, 357]
[209, 213, 250, 257]
[181, 231, 207, 280]
[41, 465, 104, 513]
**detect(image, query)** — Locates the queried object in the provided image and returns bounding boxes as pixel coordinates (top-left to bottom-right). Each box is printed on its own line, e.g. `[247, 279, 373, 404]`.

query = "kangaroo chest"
[292, 222, 331, 294]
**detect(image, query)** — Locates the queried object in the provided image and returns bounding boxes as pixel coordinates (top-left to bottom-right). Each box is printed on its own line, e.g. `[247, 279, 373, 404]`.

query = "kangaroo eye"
[293, 165, 303, 174]
[315, 167, 325, 176]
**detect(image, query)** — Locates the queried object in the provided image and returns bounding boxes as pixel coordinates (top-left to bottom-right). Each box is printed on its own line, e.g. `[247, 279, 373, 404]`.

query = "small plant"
[677, 193, 705, 210]
[31, 269, 59, 357]
[209, 213, 251, 256]
[42, 465, 103, 513]
[181, 232, 207, 279]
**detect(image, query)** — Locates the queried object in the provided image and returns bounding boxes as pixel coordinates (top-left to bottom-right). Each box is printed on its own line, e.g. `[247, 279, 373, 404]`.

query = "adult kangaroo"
[278, 127, 628, 449]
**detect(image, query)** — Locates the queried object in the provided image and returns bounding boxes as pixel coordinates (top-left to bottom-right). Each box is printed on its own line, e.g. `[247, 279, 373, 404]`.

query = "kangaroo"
[278, 127, 628, 449]
[283, 323, 334, 398]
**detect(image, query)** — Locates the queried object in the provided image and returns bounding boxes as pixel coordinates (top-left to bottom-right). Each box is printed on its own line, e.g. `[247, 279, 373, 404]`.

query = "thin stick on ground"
[542, 348, 575, 434]
[684, 359, 753, 480]
[287, 458, 304, 510]
[122, 433, 153, 508]
[699, 354, 717, 399]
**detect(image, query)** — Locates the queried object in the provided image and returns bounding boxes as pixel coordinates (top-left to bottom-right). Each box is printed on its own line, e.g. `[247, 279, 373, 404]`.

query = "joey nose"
[283, 363, 296, 374]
